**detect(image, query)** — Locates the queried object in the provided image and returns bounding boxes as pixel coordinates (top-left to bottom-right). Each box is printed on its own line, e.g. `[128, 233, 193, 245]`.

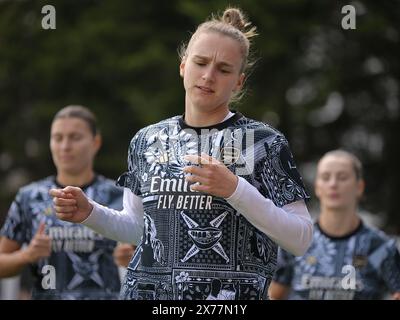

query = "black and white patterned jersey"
[273, 221, 400, 299]
[0, 175, 123, 300]
[116, 111, 309, 300]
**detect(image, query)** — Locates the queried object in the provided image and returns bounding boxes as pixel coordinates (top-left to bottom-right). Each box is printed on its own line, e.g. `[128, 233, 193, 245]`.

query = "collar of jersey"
[53, 174, 98, 190]
[315, 220, 364, 240]
[179, 110, 243, 134]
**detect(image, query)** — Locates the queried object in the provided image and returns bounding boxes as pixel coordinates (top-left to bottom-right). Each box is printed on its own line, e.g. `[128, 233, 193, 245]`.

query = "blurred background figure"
[0, 106, 129, 299]
[113, 243, 136, 280]
[269, 150, 400, 300]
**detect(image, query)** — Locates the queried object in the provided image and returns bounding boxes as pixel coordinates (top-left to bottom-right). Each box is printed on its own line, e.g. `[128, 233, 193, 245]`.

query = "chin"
[326, 203, 347, 211]
[57, 166, 79, 175]
[191, 99, 213, 109]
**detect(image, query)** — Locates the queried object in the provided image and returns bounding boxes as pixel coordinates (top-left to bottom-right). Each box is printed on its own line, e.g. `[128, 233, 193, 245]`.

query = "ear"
[314, 185, 320, 199]
[179, 60, 186, 78]
[314, 179, 321, 200]
[357, 179, 365, 199]
[234, 73, 245, 92]
[93, 134, 102, 155]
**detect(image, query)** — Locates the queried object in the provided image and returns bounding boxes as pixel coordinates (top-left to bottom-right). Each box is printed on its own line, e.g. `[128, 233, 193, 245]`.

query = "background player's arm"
[0, 237, 25, 278]
[0, 222, 51, 278]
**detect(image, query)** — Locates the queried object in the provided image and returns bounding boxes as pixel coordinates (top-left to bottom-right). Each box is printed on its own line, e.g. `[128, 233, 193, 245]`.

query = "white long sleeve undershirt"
[83, 188, 144, 245]
[226, 176, 313, 256]
[82, 177, 312, 256]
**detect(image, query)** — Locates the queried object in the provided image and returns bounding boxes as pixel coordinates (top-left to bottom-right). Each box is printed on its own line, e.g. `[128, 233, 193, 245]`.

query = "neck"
[318, 206, 360, 237]
[56, 169, 95, 187]
[185, 96, 230, 127]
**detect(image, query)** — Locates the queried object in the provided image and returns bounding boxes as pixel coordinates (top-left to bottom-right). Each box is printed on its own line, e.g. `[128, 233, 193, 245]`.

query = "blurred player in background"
[0, 105, 130, 299]
[269, 150, 400, 300]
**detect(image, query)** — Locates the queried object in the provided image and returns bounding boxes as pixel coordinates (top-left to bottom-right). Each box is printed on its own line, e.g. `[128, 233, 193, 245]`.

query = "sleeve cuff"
[225, 176, 247, 204]
[81, 199, 101, 228]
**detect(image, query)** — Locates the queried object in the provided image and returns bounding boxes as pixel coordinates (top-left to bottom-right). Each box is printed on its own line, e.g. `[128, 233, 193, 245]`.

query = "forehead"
[317, 155, 354, 173]
[51, 117, 91, 134]
[189, 32, 243, 64]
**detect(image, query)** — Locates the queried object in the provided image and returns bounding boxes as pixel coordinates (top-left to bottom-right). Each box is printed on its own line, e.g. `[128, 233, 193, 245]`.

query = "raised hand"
[49, 186, 93, 223]
[24, 221, 51, 263]
[183, 153, 238, 198]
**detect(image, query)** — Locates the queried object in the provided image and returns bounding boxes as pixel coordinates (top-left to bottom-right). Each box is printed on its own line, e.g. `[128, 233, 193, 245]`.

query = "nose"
[202, 65, 216, 83]
[60, 138, 72, 150]
[327, 177, 338, 188]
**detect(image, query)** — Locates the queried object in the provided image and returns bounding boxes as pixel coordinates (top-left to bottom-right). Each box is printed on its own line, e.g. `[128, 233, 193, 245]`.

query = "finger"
[184, 154, 213, 165]
[184, 154, 201, 164]
[189, 183, 210, 193]
[53, 197, 77, 206]
[49, 188, 73, 199]
[63, 186, 83, 197]
[49, 188, 62, 197]
[35, 235, 52, 243]
[54, 205, 78, 213]
[183, 165, 205, 176]
[185, 174, 209, 185]
[36, 221, 46, 235]
[56, 212, 75, 220]
[184, 154, 221, 167]
[200, 152, 221, 165]
[33, 241, 52, 250]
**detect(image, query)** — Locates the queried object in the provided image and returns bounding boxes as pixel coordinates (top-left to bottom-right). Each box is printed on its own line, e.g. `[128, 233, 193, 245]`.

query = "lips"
[59, 155, 74, 161]
[196, 85, 214, 93]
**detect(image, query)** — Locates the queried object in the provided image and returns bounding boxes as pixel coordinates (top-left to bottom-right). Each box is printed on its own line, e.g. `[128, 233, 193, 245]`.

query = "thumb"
[62, 186, 83, 198]
[36, 221, 46, 235]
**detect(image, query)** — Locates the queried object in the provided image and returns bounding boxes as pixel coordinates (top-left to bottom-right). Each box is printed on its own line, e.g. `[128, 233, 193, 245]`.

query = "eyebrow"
[193, 55, 234, 69]
[319, 170, 350, 176]
[51, 133, 62, 137]
[51, 131, 83, 137]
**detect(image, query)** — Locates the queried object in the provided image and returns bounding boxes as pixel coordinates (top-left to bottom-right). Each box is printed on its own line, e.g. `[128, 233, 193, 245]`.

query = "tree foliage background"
[1, 0, 399, 234]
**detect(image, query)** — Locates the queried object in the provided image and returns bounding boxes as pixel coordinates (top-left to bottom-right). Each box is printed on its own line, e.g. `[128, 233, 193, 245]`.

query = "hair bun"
[222, 8, 246, 31]
[221, 7, 257, 39]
